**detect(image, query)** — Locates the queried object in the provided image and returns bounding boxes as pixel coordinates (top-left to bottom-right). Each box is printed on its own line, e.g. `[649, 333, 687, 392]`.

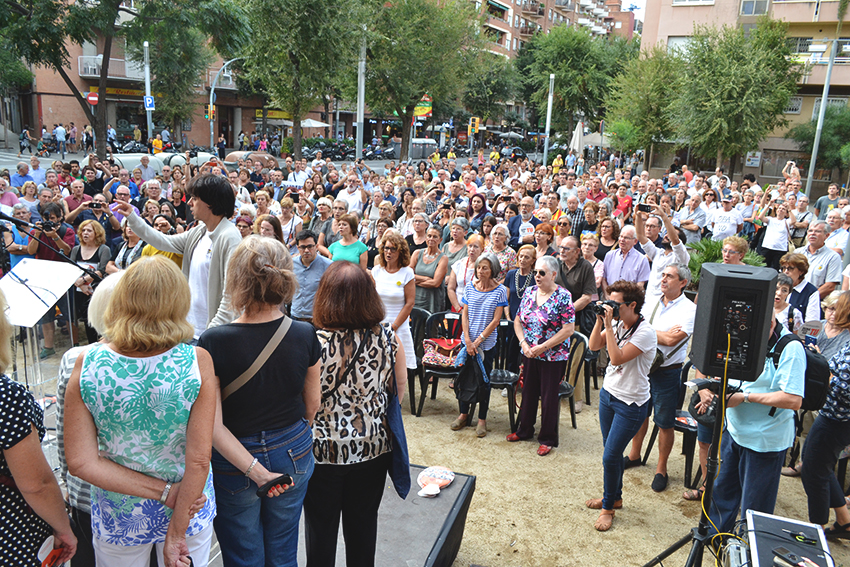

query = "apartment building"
[643, 0, 849, 190]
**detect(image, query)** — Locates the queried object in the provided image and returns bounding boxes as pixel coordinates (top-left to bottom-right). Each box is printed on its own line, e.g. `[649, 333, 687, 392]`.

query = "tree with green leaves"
[362, 0, 482, 161]
[526, 27, 637, 133]
[606, 45, 679, 155]
[241, 0, 360, 160]
[125, 28, 213, 141]
[462, 54, 521, 144]
[0, 38, 32, 149]
[670, 17, 801, 178]
[0, 0, 247, 158]
[788, 106, 850, 186]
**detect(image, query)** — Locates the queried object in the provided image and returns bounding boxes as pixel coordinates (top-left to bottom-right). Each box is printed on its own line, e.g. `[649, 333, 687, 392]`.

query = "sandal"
[683, 487, 705, 501]
[825, 522, 850, 540]
[586, 498, 622, 510]
[594, 509, 615, 531]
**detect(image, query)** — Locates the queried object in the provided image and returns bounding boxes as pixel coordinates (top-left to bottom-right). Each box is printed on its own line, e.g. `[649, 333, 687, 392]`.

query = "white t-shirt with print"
[602, 318, 657, 406]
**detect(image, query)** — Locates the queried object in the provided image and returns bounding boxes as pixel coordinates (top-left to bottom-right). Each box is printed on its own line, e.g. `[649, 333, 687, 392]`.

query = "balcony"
[591, 6, 604, 15]
[577, 16, 593, 25]
[554, 0, 576, 11]
[579, 0, 594, 7]
[78, 56, 144, 81]
[208, 68, 237, 90]
[518, 25, 539, 36]
[794, 53, 850, 87]
[485, 15, 512, 33]
[521, 1, 545, 16]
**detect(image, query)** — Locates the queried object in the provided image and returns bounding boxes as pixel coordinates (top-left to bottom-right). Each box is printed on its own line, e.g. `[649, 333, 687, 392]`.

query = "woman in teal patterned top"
[66, 256, 216, 567]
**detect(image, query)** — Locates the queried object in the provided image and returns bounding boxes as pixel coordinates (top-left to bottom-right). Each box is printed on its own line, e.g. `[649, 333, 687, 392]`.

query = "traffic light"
[204, 104, 210, 120]
[470, 116, 479, 133]
[211, 104, 216, 120]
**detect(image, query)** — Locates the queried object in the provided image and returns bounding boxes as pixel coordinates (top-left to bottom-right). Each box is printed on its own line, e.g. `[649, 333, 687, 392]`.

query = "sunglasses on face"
[534, 270, 547, 277]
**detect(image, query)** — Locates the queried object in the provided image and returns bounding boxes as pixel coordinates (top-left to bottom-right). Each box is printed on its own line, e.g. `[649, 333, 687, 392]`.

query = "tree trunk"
[293, 113, 302, 161]
[93, 29, 117, 161]
[261, 106, 268, 136]
[716, 149, 723, 171]
[400, 106, 415, 162]
[323, 97, 330, 139]
[728, 152, 739, 182]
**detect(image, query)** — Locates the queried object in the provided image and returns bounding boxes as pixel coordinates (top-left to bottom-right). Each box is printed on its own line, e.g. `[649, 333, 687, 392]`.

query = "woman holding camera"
[587, 280, 656, 531]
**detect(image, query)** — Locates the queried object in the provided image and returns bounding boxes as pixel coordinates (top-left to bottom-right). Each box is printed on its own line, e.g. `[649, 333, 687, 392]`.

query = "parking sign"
[144, 96, 155, 111]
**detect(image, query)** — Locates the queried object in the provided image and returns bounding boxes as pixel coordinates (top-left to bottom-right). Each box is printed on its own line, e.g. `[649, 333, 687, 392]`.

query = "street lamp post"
[210, 57, 243, 148]
[542, 73, 555, 167]
[356, 25, 367, 162]
[143, 41, 152, 141]
[805, 39, 838, 197]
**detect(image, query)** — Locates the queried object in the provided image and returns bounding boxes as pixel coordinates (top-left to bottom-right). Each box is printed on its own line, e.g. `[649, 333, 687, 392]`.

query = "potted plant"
[685, 239, 765, 299]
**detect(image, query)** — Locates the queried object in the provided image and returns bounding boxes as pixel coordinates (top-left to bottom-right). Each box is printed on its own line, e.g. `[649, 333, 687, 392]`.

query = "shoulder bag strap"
[322, 329, 372, 401]
[222, 317, 292, 401]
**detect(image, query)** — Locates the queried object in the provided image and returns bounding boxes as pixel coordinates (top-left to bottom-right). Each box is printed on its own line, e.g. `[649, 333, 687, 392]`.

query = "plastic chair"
[557, 333, 587, 436]
[407, 307, 431, 416]
[419, 310, 464, 417]
[641, 361, 701, 489]
[584, 348, 599, 405]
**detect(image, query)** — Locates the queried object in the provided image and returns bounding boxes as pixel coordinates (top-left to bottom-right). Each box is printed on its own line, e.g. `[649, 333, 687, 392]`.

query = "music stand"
[0, 258, 82, 396]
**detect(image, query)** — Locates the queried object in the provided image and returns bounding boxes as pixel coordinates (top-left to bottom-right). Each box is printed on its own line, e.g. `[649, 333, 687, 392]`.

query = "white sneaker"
[501, 388, 508, 398]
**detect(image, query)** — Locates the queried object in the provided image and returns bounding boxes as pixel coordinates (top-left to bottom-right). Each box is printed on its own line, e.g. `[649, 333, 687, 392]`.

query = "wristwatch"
[743, 392, 751, 404]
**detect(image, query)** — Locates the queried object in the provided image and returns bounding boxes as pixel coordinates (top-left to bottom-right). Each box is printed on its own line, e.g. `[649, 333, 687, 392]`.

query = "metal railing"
[78, 56, 144, 80]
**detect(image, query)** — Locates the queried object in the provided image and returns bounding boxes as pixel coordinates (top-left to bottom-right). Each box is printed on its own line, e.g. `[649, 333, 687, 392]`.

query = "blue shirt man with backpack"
[706, 317, 805, 537]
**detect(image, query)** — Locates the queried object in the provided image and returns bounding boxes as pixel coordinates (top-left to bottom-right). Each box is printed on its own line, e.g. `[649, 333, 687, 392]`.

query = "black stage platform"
[297, 464, 476, 566]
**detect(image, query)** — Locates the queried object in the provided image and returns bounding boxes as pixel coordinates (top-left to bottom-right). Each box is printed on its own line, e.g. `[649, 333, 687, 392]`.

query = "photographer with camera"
[27, 202, 77, 358]
[586, 280, 657, 531]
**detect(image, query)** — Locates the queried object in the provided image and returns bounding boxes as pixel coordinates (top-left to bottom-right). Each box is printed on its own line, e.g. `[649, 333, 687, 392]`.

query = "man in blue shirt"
[10, 162, 34, 189]
[291, 230, 331, 323]
[705, 317, 805, 536]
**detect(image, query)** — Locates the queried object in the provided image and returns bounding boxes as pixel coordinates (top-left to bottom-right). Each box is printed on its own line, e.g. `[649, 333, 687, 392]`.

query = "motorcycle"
[121, 140, 148, 153]
[382, 145, 396, 160]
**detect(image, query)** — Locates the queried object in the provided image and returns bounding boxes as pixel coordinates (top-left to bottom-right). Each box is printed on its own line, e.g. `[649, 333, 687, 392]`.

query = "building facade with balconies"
[642, 0, 849, 189]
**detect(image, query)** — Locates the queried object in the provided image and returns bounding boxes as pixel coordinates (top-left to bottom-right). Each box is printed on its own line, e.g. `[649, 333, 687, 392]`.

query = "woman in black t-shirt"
[198, 236, 321, 567]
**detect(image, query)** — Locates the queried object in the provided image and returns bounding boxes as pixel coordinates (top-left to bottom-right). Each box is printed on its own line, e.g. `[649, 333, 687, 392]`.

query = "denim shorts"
[647, 365, 682, 429]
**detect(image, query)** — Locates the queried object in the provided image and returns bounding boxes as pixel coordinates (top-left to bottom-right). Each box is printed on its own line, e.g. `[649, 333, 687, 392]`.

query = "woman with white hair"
[508, 255, 576, 456]
[451, 252, 508, 438]
[485, 224, 517, 278]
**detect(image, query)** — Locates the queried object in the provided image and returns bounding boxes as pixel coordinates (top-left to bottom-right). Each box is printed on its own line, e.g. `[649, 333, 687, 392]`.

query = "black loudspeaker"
[690, 263, 777, 381]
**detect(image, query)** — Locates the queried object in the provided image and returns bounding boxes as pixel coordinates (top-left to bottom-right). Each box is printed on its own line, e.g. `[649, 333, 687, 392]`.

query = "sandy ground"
[404, 376, 850, 567]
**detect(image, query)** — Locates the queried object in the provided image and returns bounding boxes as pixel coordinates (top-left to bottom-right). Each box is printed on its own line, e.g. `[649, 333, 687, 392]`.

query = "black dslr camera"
[41, 220, 57, 232]
[592, 300, 620, 318]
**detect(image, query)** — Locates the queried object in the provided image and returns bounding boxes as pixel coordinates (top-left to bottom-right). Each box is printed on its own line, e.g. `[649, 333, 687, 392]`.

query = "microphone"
[0, 211, 37, 229]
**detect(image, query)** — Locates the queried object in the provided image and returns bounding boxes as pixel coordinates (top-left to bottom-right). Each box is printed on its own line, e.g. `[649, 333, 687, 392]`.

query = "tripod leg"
[642, 529, 697, 567]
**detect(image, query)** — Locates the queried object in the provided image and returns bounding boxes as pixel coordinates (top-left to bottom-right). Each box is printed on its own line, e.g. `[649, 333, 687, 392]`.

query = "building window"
[813, 97, 848, 119]
[786, 37, 813, 54]
[667, 36, 690, 52]
[740, 0, 767, 15]
[671, 0, 715, 5]
[615, 21, 622, 28]
[784, 96, 803, 114]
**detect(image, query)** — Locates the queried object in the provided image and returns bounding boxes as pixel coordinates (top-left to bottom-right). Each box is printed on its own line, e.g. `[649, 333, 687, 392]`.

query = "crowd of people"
[2, 143, 850, 564]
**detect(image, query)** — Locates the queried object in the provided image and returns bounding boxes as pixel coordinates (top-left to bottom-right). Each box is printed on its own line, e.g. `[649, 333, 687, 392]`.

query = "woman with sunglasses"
[554, 216, 572, 250]
[508, 255, 575, 456]
[587, 280, 656, 531]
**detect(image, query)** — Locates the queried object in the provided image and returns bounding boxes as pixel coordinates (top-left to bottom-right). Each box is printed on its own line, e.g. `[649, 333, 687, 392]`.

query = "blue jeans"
[708, 433, 785, 536]
[598, 388, 649, 509]
[801, 415, 850, 525]
[212, 419, 315, 567]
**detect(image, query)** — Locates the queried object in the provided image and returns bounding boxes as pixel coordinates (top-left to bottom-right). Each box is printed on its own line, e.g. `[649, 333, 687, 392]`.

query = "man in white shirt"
[803, 221, 843, 299]
[710, 197, 743, 241]
[625, 263, 696, 492]
[54, 123, 67, 159]
[824, 209, 848, 257]
[339, 174, 368, 214]
[287, 161, 309, 186]
[138, 155, 156, 182]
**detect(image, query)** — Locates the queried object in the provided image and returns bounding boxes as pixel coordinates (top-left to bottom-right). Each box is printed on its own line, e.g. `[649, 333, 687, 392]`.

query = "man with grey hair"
[625, 262, 696, 492]
[803, 220, 842, 299]
[10, 161, 34, 188]
[677, 193, 705, 244]
[29, 155, 46, 187]
[602, 224, 650, 291]
[636, 204, 689, 299]
[138, 155, 156, 182]
[0, 178, 19, 207]
[132, 178, 167, 210]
